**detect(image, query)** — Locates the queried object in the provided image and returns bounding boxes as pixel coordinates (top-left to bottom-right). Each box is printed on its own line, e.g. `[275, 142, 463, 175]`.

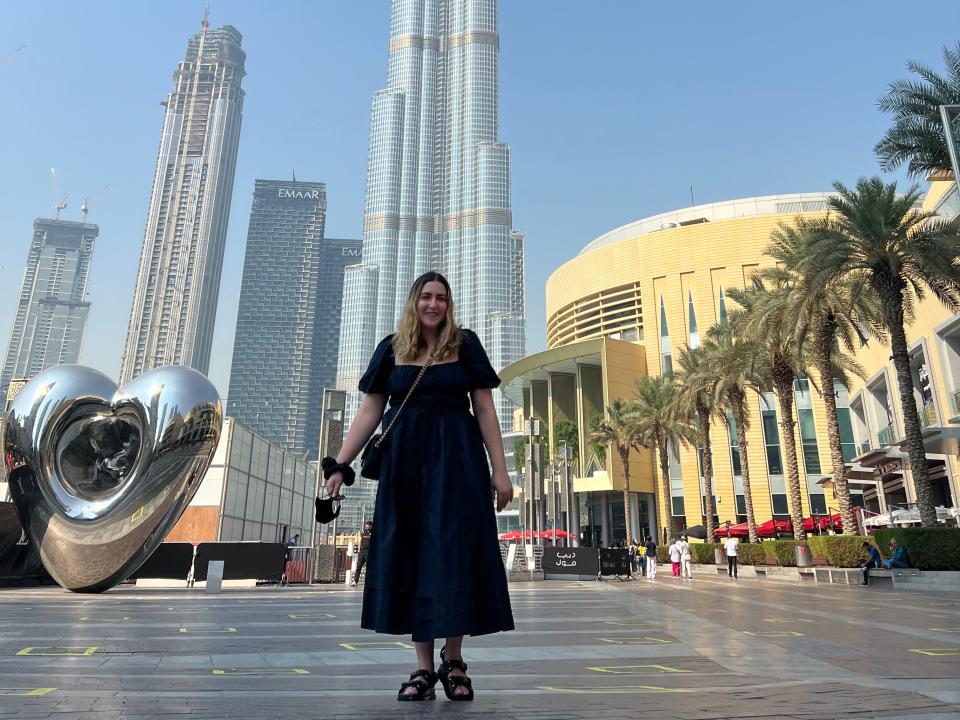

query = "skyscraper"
[337, 0, 525, 430]
[227, 179, 361, 458]
[1, 219, 97, 392]
[120, 19, 245, 383]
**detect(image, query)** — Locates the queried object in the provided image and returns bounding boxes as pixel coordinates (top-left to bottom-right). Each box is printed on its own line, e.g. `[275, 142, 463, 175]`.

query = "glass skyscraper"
[337, 0, 525, 431]
[1, 218, 97, 393]
[120, 20, 245, 383]
[227, 179, 361, 459]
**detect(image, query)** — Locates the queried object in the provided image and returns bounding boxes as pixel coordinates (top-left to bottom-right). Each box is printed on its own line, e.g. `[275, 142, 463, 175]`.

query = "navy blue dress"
[357, 329, 515, 642]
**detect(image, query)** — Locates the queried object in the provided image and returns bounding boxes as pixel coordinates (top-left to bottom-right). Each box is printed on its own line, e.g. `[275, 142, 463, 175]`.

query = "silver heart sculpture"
[2, 365, 221, 592]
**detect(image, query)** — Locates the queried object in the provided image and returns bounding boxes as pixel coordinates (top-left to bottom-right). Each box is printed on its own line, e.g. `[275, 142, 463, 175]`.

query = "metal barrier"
[284, 546, 312, 584]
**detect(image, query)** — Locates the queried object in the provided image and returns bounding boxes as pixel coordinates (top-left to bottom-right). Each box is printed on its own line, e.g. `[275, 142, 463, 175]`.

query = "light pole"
[561, 442, 573, 547]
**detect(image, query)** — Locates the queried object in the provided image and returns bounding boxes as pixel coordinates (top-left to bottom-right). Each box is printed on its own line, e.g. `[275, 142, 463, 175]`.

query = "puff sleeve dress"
[357, 329, 515, 642]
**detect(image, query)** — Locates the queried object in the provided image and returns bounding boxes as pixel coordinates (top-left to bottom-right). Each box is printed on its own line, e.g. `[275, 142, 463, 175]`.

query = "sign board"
[542, 547, 599, 578]
[599, 548, 631, 576]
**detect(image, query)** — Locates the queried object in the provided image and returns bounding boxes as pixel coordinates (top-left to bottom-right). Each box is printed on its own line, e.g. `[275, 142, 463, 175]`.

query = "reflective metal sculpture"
[2, 365, 221, 592]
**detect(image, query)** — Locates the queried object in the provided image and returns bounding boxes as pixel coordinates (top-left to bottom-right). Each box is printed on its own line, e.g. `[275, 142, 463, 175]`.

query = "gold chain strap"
[375, 355, 434, 448]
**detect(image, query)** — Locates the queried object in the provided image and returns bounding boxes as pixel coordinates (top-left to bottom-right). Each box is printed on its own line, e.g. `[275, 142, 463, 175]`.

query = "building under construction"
[120, 19, 246, 383]
[1, 218, 98, 396]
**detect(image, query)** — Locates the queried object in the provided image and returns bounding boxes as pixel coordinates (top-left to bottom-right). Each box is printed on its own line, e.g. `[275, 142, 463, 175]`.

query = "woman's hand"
[325, 471, 346, 501]
[491, 470, 513, 512]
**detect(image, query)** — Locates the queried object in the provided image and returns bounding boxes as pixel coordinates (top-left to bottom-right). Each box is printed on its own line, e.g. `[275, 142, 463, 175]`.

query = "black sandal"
[438, 645, 474, 701]
[397, 669, 437, 701]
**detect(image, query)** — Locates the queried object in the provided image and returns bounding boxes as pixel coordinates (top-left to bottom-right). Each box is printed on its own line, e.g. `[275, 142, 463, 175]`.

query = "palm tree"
[703, 322, 762, 543]
[875, 43, 960, 178]
[632, 375, 700, 542]
[590, 398, 641, 546]
[805, 178, 960, 526]
[675, 345, 720, 540]
[761, 218, 877, 535]
[726, 283, 809, 541]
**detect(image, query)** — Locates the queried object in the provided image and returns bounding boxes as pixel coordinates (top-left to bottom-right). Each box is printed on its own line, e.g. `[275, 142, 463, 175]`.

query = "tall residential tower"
[1, 219, 97, 393]
[337, 0, 525, 430]
[120, 20, 245, 383]
[227, 179, 361, 458]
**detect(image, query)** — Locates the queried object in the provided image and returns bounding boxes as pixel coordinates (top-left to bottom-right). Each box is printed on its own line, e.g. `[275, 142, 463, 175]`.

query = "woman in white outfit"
[679, 536, 692, 579]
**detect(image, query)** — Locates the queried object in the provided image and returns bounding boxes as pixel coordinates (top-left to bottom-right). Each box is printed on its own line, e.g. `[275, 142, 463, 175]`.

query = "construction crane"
[81, 185, 108, 223]
[0, 45, 25, 71]
[50, 168, 67, 220]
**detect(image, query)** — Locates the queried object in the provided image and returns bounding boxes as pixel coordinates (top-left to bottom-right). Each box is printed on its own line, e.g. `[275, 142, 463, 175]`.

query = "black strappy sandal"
[438, 645, 474, 701]
[397, 669, 438, 701]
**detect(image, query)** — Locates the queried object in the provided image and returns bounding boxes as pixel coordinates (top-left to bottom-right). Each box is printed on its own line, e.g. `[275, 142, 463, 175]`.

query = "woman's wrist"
[321, 457, 356, 486]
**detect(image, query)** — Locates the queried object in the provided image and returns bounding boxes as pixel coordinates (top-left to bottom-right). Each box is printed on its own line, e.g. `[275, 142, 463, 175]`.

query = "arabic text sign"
[543, 547, 600, 576]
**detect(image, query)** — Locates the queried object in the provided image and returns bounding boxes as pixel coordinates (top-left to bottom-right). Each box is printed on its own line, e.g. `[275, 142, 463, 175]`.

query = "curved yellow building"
[501, 186, 960, 545]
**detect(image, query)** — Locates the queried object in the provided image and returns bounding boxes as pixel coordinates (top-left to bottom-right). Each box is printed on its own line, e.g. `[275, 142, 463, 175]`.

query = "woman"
[669, 538, 681, 578]
[324, 271, 515, 702]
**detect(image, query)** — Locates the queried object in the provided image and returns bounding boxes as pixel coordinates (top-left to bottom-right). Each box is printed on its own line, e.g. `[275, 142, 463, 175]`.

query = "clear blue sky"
[2, 1, 959, 396]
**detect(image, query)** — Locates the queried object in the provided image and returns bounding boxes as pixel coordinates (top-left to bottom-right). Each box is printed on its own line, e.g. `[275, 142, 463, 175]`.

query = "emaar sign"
[277, 188, 321, 199]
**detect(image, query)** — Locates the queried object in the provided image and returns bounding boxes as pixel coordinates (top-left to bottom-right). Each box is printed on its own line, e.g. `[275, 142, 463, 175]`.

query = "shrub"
[656, 545, 670, 564]
[873, 528, 960, 571]
[807, 535, 876, 567]
[735, 543, 767, 566]
[763, 540, 802, 567]
[691, 543, 722, 564]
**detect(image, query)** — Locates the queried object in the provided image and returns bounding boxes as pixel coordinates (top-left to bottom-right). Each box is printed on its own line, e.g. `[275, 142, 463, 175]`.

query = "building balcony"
[877, 425, 894, 448]
[950, 387, 960, 423]
[857, 439, 872, 456]
[894, 400, 960, 456]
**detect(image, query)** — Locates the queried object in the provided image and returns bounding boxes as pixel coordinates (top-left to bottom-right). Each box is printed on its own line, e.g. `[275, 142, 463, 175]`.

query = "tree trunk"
[774, 372, 806, 541]
[658, 437, 674, 542]
[881, 290, 936, 527]
[732, 388, 758, 543]
[814, 317, 856, 535]
[619, 446, 634, 546]
[698, 404, 717, 541]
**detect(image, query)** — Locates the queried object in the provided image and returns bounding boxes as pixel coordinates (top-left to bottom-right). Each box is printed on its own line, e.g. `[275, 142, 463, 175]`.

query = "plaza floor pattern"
[0, 573, 959, 718]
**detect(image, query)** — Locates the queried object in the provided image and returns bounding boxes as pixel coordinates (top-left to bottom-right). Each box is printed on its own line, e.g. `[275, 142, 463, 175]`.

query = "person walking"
[669, 539, 681, 578]
[678, 535, 693, 579]
[323, 272, 514, 702]
[723, 536, 739, 579]
[644, 537, 658, 579]
[628, 540, 639, 576]
[351, 521, 373, 587]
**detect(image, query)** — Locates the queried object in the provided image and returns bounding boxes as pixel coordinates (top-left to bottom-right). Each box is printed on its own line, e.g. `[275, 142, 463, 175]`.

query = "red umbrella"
[714, 522, 750, 538]
[802, 514, 843, 532]
[539, 529, 571, 539]
[498, 531, 523, 540]
[756, 519, 793, 538]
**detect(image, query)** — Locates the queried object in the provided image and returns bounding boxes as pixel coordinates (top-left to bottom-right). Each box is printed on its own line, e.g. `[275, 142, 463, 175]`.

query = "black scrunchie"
[321, 457, 356, 487]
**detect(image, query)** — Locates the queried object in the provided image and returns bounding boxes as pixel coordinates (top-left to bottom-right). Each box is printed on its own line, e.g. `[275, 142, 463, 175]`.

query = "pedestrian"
[723, 536, 739, 579]
[351, 520, 373, 586]
[628, 540, 639, 576]
[669, 539, 681, 578]
[323, 272, 514, 702]
[860, 541, 882, 586]
[679, 535, 692, 579]
[644, 536, 657, 579]
[882, 538, 909, 569]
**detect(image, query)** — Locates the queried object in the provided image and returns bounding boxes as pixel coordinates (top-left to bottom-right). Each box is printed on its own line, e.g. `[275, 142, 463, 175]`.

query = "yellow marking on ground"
[743, 631, 804, 637]
[130, 506, 144, 523]
[288, 613, 336, 619]
[80, 616, 130, 622]
[909, 648, 960, 656]
[0, 688, 56, 696]
[587, 664, 691, 674]
[339, 641, 414, 651]
[928, 627, 960, 633]
[16, 647, 97, 657]
[763, 618, 813, 623]
[597, 637, 672, 645]
[537, 684, 693, 694]
[212, 669, 309, 675]
[178, 627, 237, 634]
[602, 621, 657, 626]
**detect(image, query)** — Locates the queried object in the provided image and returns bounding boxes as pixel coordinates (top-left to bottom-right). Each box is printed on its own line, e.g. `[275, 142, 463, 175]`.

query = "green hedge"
[656, 546, 670, 564]
[763, 540, 802, 567]
[735, 544, 767, 566]
[691, 543, 722, 564]
[807, 535, 876, 568]
[873, 528, 960, 571]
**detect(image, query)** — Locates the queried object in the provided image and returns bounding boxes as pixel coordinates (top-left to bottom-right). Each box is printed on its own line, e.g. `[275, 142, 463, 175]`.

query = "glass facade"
[795, 377, 827, 513]
[337, 0, 525, 433]
[759, 392, 788, 515]
[1, 219, 97, 393]
[227, 179, 360, 458]
[218, 420, 314, 543]
[120, 23, 245, 383]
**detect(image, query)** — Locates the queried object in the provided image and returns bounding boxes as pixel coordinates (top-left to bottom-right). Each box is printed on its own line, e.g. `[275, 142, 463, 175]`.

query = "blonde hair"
[393, 272, 462, 362]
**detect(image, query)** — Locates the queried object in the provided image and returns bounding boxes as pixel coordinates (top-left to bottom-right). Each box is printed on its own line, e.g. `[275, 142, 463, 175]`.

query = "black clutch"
[360, 434, 384, 480]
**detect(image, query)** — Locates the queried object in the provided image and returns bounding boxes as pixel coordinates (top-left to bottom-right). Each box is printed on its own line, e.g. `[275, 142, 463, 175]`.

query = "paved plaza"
[0, 575, 959, 719]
